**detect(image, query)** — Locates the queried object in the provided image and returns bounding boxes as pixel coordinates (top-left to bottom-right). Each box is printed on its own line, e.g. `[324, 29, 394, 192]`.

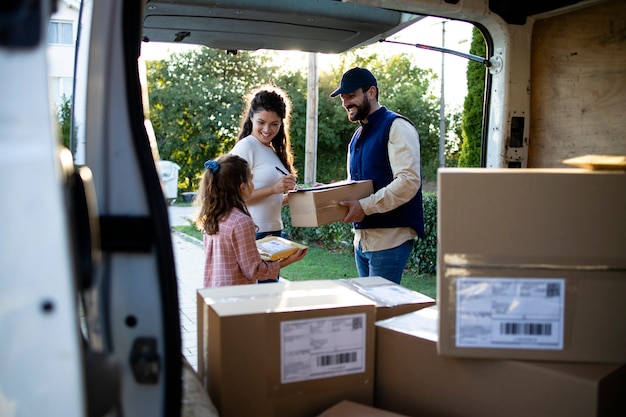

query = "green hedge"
[282, 191, 437, 275]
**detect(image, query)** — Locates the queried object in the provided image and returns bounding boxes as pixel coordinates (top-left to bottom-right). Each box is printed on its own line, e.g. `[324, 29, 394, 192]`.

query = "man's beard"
[346, 97, 371, 122]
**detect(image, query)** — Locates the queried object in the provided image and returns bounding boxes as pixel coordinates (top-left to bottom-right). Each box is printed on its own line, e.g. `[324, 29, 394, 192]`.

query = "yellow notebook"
[256, 236, 307, 261]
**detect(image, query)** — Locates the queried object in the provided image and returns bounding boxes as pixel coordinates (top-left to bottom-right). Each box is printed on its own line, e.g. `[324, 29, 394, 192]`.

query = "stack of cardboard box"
[196, 168, 626, 416]
[374, 168, 626, 417]
[196, 277, 434, 417]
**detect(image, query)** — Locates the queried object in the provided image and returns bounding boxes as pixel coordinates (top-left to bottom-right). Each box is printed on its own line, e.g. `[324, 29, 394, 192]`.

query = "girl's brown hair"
[236, 84, 296, 175]
[195, 154, 251, 235]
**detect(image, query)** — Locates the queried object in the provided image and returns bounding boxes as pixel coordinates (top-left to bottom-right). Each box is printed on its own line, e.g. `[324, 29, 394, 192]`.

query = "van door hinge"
[130, 337, 161, 384]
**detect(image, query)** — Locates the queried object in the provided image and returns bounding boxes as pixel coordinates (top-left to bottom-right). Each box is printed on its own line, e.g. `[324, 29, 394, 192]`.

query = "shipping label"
[280, 313, 366, 383]
[455, 277, 565, 349]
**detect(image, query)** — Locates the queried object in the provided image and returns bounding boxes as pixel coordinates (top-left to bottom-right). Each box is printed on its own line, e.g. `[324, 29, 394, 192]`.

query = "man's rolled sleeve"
[360, 119, 421, 215]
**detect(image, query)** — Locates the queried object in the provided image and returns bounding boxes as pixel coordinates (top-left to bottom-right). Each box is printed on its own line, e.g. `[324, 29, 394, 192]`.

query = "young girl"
[195, 154, 306, 287]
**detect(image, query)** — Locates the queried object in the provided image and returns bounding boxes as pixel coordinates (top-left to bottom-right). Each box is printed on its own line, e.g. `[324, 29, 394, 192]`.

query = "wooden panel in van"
[528, 0, 626, 167]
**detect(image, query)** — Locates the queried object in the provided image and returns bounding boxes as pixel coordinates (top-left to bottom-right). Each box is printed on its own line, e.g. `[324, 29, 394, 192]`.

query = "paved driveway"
[169, 205, 203, 371]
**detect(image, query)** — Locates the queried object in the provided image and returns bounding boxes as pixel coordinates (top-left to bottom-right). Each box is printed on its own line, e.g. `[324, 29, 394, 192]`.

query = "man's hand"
[340, 200, 366, 223]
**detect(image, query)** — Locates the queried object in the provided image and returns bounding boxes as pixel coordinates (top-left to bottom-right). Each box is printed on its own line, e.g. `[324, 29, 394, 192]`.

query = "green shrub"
[282, 190, 438, 275]
[408, 192, 438, 275]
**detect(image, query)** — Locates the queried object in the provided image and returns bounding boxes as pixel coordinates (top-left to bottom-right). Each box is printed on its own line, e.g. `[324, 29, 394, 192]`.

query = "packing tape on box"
[317, 201, 341, 210]
[443, 253, 625, 274]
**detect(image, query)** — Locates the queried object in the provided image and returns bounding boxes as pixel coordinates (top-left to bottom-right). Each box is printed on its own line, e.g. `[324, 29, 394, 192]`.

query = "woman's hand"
[274, 175, 297, 194]
[247, 175, 296, 205]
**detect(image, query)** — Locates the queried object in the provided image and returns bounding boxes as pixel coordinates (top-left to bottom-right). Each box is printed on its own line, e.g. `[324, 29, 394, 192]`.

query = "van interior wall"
[528, 0, 626, 168]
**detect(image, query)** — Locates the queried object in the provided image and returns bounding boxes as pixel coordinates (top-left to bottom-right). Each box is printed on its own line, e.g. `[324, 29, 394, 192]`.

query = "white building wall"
[47, 0, 81, 107]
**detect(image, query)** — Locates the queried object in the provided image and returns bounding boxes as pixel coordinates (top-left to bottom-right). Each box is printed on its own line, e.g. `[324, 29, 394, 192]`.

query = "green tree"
[369, 54, 440, 181]
[458, 27, 486, 167]
[56, 95, 72, 150]
[146, 47, 447, 191]
[276, 54, 363, 184]
[315, 66, 359, 183]
[312, 50, 441, 182]
[276, 51, 442, 185]
[272, 70, 311, 181]
[146, 48, 277, 192]
[446, 109, 463, 167]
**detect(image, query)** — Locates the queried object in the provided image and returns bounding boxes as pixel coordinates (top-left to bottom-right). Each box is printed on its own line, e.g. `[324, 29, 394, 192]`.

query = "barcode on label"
[317, 351, 357, 367]
[352, 317, 363, 330]
[545, 283, 561, 297]
[500, 322, 552, 336]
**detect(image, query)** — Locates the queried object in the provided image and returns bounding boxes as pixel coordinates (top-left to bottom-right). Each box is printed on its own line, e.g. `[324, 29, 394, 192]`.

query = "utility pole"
[439, 21, 446, 168]
[305, 52, 318, 185]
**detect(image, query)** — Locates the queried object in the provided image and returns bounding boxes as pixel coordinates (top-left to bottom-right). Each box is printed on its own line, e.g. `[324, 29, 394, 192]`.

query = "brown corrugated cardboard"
[437, 168, 626, 362]
[437, 168, 626, 266]
[288, 180, 374, 227]
[317, 400, 409, 417]
[375, 307, 626, 417]
[196, 281, 293, 387]
[438, 266, 626, 362]
[337, 276, 435, 321]
[197, 280, 377, 417]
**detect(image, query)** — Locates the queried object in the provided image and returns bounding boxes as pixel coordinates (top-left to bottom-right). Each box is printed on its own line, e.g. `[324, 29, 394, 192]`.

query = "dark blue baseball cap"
[330, 67, 377, 97]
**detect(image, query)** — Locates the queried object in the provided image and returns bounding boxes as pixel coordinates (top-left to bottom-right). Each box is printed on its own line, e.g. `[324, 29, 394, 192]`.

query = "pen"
[275, 166, 289, 176]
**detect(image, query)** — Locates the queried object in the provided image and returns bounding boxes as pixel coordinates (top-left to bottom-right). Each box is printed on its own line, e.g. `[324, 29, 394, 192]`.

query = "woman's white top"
[230, 135, 285, 233]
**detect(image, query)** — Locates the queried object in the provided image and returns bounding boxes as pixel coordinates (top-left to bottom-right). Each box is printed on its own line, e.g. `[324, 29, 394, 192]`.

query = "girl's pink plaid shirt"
[202, 208, 279, 287]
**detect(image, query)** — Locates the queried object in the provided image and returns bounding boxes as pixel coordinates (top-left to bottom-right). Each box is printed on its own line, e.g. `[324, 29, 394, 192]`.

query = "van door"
[2, 0, 183, 415]
[72, 0, 183, 416]
[0, 1, 87, 416]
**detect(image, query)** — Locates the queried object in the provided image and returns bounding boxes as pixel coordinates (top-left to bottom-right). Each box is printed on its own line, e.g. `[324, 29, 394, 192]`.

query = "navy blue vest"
[349, 107, 425, 239]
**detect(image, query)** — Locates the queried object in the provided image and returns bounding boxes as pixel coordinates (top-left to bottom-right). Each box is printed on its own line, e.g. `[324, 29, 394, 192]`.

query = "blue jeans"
[355, 240, 413, 285]
[255, 230, 287, 283]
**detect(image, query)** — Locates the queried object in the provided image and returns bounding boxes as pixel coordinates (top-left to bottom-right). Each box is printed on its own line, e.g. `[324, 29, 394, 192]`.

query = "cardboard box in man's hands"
[288, 180, 373, 227]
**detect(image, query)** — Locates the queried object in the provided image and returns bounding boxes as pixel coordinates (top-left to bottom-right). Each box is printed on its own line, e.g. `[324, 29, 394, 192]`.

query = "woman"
[195, 154, 305, 287]
[229, 85, 298, 282]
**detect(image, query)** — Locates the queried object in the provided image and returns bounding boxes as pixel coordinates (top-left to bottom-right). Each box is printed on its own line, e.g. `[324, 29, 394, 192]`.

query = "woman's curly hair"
[236, 84, 296, 176]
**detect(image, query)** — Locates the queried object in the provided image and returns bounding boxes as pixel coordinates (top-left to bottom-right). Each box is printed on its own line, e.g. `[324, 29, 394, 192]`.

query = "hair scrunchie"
[205, 160, 220, 173]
